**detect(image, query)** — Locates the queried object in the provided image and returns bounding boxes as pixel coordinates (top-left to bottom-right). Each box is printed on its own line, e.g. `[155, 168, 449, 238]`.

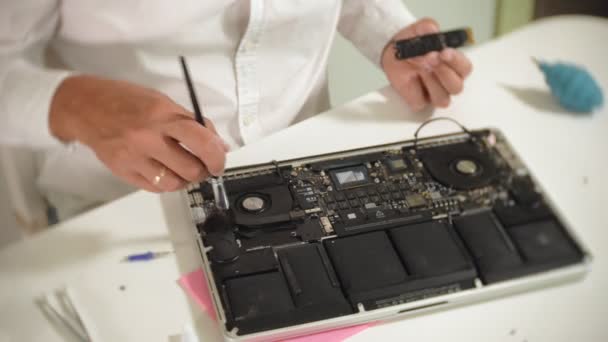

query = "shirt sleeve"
[0, 1, 73, 148]
[338, 0, 416, 67]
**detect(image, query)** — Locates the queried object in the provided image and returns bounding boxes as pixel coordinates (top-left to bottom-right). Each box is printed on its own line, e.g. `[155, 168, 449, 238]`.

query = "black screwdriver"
[179, 56, 230, 210]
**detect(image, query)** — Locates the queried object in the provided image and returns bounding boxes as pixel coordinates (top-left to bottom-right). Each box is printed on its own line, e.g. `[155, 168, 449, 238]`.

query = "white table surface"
[1, 15, 607, 342]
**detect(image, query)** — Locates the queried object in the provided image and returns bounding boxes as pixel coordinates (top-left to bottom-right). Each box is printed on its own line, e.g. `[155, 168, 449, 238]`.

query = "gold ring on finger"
[153, 166, 167, 185]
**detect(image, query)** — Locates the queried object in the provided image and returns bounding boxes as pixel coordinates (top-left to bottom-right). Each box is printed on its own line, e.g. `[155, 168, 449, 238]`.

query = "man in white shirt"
[0, 1, 472, 220]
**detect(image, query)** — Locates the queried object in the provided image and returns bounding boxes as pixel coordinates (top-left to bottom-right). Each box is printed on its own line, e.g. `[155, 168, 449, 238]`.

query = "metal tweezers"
[37, 288, 92, 342]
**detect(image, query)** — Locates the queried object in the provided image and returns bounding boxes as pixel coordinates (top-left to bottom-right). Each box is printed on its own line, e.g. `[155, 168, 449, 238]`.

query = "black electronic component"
[201, 210, 240, 264]
[391, 191, 404, 200]
[453, 212, 523, 283]
[507, 220, 582, 264]
[289, 210, 306, 220]
[494, 201, 552, 227]
[325, 232, 408, 292]
[405, 193, 426, 208]
[339, 209, 366, 225]
[236, 227, 300, 250]
[509, 176, 541, 205]
[386, 157, 409, 173]
[226, 173, 284, 193]
[394, 28, 474, 60]
[308, 153, 384, 172]
[389, 221, 472, 276]
[294, 185, 318, 210]
[223, 244, 354, 335]
[231, 185, 293, 227]
[225, 272, 294, 322]
[330, 165, 371, 190]
[333, 210, 433, 236]
[325, 229, 477, 310]
[277, 244, 351, 309]
[365, 206, 396, 221]
[419, 142, 498, 190]
[296, 219, 325, 241]
[213, 248, 277, 280]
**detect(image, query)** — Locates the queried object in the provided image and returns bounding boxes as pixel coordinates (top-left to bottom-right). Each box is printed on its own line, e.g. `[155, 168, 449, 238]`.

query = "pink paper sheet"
[178, 269, 372, 342]
[178, 268, 217, 321]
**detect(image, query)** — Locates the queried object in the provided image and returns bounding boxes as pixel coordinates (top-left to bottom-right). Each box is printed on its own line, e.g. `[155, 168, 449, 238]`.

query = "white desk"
[1, 15, 607, 342]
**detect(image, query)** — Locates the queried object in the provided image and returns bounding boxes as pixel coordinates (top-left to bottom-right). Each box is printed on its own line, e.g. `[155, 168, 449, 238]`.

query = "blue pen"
[122, 251, 173, 262]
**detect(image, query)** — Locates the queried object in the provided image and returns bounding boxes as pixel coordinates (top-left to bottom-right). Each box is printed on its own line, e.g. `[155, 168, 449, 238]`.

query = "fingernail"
[412, 104, 425, 112]
[210, 166, 225, 177]
[221, 138, 231, 152]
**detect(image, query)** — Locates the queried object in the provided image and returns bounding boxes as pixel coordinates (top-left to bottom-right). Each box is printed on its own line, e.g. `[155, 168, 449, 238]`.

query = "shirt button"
[243, 116, 252, 127]
[241, 42, 253, 53]
[67, 141, 78, 153]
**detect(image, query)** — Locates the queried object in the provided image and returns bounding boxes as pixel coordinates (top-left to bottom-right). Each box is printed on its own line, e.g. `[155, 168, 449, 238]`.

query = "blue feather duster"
[536, 59, 604, 113]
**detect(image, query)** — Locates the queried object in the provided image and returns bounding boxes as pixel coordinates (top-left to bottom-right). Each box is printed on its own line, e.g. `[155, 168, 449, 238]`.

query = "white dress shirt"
[0, 0, 415, 219]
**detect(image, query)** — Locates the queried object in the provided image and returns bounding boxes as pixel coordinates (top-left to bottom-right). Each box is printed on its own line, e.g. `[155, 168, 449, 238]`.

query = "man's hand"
[382, 18, 473, 112]
[49, 75, 228, 192]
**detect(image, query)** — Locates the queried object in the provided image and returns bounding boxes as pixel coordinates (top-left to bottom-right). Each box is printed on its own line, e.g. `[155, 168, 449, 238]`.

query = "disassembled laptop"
[185, 120, 590, 341]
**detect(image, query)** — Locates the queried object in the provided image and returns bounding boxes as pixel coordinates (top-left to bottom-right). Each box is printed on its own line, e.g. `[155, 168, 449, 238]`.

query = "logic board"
[185, 128, 588, 339]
